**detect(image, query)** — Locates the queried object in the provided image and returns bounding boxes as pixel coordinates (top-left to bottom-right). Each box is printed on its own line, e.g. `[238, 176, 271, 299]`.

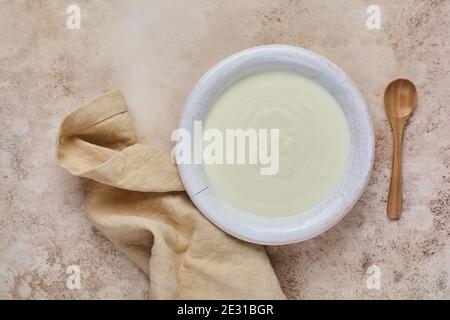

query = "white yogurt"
[204, 70, 350, 216]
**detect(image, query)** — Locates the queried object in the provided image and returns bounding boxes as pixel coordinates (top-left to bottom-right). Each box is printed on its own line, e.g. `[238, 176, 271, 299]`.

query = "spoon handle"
[387, 121, 405, 220]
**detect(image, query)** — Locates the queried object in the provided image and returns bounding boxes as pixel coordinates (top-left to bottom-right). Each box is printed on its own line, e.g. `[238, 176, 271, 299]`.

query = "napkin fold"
[57, 91, 285, 299]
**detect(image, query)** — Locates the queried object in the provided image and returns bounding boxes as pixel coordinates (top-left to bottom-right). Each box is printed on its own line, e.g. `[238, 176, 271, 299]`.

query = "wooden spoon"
[384, 79, 417, 220]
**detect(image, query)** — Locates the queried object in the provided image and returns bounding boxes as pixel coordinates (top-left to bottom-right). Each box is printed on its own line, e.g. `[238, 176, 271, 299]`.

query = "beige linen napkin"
[57, 91, 285, 299]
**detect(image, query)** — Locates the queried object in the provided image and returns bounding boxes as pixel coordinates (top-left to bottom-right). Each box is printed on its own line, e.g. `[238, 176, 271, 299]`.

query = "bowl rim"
[176, 45, 375, 245]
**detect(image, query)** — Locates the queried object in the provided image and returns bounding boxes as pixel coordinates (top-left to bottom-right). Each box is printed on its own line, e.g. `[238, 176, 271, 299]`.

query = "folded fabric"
[57, 91, 285, 299]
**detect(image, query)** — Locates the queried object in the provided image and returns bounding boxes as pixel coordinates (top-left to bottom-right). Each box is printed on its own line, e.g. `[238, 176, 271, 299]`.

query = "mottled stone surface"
[0, 0, 448, 299]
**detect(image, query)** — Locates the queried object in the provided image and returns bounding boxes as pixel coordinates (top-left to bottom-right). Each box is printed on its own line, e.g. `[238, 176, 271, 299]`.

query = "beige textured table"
[0, 0, 448, 299]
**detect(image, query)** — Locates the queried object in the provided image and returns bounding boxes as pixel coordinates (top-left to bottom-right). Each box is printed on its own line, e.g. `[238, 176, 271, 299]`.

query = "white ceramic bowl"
[177, 45, 374, 245]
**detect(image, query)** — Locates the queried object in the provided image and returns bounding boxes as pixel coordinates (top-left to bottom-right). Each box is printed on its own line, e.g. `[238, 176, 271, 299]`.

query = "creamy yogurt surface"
[204, 70, 350, 216]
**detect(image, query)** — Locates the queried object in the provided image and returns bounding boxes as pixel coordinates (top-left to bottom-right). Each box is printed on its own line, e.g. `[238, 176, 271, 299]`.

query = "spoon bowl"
[385, 79, 417, 118]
